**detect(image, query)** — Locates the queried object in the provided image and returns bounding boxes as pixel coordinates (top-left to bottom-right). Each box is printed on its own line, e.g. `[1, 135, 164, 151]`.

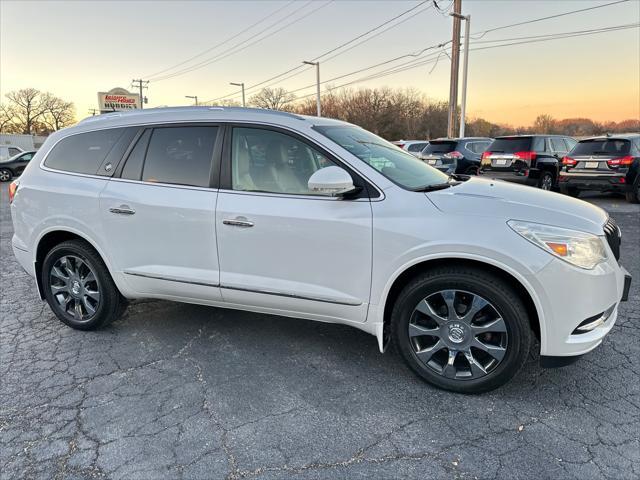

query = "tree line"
[246, 86, 639, 140]
[0, 88, 76, 135]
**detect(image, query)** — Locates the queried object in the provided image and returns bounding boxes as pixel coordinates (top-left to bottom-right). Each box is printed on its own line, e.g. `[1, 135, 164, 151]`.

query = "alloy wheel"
[0, 170, 11, 182]
[540, 174, 553, 191]
[408, 289, 508, 380]
[49, 255, 100, 322]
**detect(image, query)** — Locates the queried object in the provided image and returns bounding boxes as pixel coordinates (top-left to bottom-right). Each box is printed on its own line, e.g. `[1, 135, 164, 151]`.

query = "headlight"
[507, 221, 607, 269]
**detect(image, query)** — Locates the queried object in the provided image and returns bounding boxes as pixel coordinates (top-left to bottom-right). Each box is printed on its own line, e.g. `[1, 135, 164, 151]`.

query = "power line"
[202, 1, 436, 104]
[144, 0, 296, 79]
[149, 1, 331, 82]
[289, 23, 639, 102]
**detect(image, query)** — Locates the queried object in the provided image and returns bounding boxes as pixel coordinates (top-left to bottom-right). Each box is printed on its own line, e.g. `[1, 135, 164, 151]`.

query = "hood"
[425, 177, 608, 235]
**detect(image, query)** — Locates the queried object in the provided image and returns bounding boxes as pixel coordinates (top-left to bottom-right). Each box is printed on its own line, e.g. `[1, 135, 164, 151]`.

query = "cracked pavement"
[1, 185, 638, 480]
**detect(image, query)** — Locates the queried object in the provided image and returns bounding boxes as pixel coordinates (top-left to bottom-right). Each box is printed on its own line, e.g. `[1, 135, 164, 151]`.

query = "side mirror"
[308, 166, 356, 197]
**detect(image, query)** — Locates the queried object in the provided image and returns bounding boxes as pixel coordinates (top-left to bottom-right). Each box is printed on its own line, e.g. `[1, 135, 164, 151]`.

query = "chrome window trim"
[38, 119, 386, 200]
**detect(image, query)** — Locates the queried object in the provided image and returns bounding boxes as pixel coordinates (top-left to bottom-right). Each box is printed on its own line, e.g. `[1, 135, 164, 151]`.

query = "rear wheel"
[538, 171, 554, 191]
[625, 182, 640, 203]
[391, 266, 531, 393]
[42, 240, 126, 330]
[0, 168, 12, 182]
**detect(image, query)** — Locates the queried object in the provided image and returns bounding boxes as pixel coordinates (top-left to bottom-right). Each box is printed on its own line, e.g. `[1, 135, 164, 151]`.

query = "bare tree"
[41, 94, 76, 131]
[0, 103, 18, 133]
[249, 87, 295, 110]
[5, 88, 49, 134]
[533, 114, 557, 134]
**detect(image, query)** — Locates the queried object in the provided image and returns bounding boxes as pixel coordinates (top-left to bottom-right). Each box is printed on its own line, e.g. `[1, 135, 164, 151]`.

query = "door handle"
[223, 217, 254, 228]
[109, 205, 136, 215]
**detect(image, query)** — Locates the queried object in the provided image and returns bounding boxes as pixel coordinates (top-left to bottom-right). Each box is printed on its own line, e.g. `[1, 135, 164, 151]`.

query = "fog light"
[572, 304, 616, 334]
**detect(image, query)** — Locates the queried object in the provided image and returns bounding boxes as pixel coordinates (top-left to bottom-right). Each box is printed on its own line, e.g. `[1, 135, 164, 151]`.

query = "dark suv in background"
[480, 135, 577, 190]
[417, 137, 492, 175]
[559, 134, 640, 203]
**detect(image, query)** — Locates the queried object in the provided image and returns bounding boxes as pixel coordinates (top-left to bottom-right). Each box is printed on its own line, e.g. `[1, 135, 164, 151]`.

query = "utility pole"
[131, 79, 149, 109]
[452, 13, 470, 137]
[185, 95, 199, 106]
[230, 82, 246, 107]
[302, 60, 321, 117]
[447, 0, 462, 138]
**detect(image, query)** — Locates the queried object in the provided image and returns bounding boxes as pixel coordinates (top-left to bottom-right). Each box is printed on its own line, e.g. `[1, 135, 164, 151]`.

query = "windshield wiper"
[411, 180, 461, 192]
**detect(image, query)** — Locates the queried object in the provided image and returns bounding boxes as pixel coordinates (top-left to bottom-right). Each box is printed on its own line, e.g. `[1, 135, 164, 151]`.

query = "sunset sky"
[1, 0, 639, 126]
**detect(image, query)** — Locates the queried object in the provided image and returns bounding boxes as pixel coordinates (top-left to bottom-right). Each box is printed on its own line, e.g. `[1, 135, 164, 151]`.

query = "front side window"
[314, 125, 448, 190]
[44, 128, 125, 174]
[231, 127, 337, 195]
[142, 126, 217, 187]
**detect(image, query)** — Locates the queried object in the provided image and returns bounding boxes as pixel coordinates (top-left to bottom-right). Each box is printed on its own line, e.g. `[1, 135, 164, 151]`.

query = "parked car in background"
[480, 135, 577, 190]
[0, 145, 24, 162]
[9, 107, 631, 394]
[559, 134, 640, 203]
[392, 140, 429, 156]
[418, 137, 492, 175]
[0, 150, 36, 182]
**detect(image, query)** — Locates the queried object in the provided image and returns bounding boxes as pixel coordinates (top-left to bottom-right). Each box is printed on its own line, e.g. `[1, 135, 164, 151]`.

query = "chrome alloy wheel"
[540, 174, 553, 191]
[408, 290, 508, 380]
[49, 255, 100, 321]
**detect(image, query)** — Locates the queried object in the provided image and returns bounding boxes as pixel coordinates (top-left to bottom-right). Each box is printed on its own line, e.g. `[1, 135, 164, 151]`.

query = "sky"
[1, 0, 639, 126]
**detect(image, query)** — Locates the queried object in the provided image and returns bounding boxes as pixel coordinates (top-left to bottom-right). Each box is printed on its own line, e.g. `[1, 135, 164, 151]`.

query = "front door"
[216, 125, 373, 323]
[100, 125, 222, 300]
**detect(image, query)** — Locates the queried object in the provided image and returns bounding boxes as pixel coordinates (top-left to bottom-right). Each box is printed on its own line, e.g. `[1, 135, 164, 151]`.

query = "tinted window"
[549, 138, 566, 152]
[142, 127, 217, 187]
[489, 137, 533, 153]
[45, 128, 126, 174]
[465, 141, 491, 154]
[533, 137, 546, 152]
[570, 139, 631, 156]
[315, 125, 448, 190]
[407, 142, 427, 152]
[231, 127, 337, 195]
[9, 147, 21, 157]
[423, 141, 456, 154]
[121, 129, 151, 180]
[21, 153, 34, 161]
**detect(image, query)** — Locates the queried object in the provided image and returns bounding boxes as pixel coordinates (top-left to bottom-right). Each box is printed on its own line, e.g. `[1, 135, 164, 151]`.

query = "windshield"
[314, 125, 449, 190]
[423, 141, 456, 154]
[571, 139, 631, 156]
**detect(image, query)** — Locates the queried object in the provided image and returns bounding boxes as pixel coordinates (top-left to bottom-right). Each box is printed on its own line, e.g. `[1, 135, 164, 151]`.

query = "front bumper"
[532, 255, 630, 360]
[559, 171, 630, 192]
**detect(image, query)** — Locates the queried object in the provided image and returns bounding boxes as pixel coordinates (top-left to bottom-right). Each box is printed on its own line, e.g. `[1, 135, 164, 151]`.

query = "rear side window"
[407, 142, 427, 152]
[564, 138, 577, 151]
[465, 141, 491, 154]
[571, 139, 631, 156]
[489, 137, 533, 153]
[45, 128, 126, 174]
[423, 141, 456, 154]
[549, 138, 567, 153]
[142, 126, 218, 187]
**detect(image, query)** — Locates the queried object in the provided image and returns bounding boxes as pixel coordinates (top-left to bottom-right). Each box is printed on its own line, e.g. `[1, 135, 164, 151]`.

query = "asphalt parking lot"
[1, 184, 638, 480]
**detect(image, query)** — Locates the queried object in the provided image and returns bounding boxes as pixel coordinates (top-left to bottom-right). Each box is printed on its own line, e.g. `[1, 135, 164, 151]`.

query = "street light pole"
[303, 61, 321, 117]
[456, 14, 471, 138]
[230, 82, 246, 107]
[185, 95, 198, 106]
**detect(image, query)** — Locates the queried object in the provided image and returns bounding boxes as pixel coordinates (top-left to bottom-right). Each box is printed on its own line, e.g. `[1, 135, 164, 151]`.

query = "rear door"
[99, 124, 223, 300]
[482, 137, 534, 173]
[568, 138, 633, 173]
[215, 124, 373, 323]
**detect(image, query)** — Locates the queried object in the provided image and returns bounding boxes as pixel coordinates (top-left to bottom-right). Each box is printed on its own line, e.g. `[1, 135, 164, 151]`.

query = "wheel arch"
[34, 228, 116, 300]
[379, 257, 541, 352]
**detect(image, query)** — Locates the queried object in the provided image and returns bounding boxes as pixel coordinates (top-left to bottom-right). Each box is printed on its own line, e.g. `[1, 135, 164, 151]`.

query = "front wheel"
[391, 266, 531, 393]
[538, 171, 554, 191]
[42, 240, 127, 330]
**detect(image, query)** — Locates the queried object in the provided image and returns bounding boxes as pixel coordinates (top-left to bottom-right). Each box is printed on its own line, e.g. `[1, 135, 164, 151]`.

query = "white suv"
[9, 107, 631, 393]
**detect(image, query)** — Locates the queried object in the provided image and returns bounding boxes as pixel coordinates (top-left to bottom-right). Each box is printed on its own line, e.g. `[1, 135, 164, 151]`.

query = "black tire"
[391, 266, 531, 394]
[625, 182, 640, 204]
[538, 171, 554, 191]
[42, 239, 126, 330]
[0, 168, 12, 182]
